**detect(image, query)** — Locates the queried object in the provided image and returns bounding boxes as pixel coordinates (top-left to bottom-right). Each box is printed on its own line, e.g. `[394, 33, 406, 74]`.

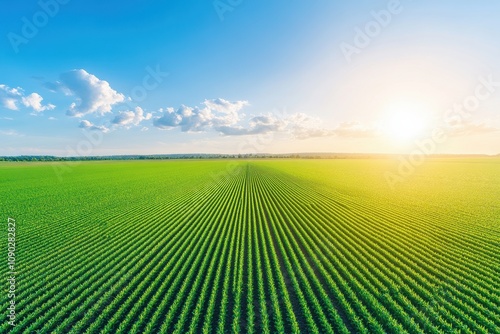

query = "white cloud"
[52, 69, 125, 117]
[203, 98, 248, 124]
[216, 114, 285, 135]
[0, 84, 54, 112]
[152, 100, 341, 139]
[22, 93, 55, 112]
[153, 98, 249, 132]
[0, 84, 22, 99]
[217, 112, 378, 140]
[79, 120, 110, 133]
[284, 113, 333, 139]
[203, 98, 248, 113]
[112, 107, 152, 128]
[153, 107, 182, 129]
[177, 106, 214, 132]
[3, 99, 18, 110]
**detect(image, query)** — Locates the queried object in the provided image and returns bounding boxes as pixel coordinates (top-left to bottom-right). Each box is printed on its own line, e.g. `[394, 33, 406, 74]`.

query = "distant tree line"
[0, 154, 294, 162]
[1, 153, 496, 162]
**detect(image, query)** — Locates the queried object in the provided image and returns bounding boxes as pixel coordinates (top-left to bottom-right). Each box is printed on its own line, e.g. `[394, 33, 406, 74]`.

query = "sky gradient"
[1, 0, 500, 156]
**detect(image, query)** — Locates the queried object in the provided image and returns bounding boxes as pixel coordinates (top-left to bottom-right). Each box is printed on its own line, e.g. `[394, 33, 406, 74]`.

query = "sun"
[379, 103, 429, 142]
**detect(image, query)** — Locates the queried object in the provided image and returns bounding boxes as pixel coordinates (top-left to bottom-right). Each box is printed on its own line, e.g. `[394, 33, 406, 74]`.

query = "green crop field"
[1, 158, 499, 333]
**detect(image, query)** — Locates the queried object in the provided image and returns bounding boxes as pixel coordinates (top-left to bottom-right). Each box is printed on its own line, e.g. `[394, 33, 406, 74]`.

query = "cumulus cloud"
[112, 107, 152, 128]
[152, 100, 343, 139]
[0, 85, 21, 110]
[22, 93, 55, 112]
[2, 99, 18, 110]
[153, 107, 182, 129]
[0, 84, 54, 112]
[216, 115, 286, 135]
[177, 105, 214, 132]
[284, 113, 335, 139]
[203, 98, 248, 124]
[204, 98, 248, 113]
[47, 69, 125, 117]
[79, 120, 110, 133]
[154, 98, 249, 132]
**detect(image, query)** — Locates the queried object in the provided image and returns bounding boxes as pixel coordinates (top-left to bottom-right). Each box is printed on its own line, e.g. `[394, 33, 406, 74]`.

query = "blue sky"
[1, 0, 500, 155]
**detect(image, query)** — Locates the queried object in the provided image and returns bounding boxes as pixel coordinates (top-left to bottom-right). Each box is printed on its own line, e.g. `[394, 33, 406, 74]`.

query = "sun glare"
[380, 103, 429, 142]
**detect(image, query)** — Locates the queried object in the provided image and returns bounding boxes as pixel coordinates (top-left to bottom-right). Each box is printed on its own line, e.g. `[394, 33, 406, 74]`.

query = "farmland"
[1, 158, 499, 333]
